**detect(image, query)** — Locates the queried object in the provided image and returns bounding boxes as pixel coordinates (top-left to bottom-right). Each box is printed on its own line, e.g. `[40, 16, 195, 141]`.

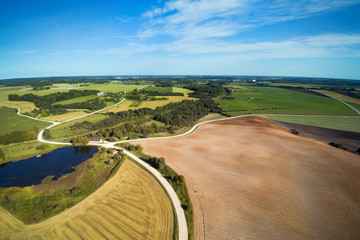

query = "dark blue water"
[0, 146, 98, 188]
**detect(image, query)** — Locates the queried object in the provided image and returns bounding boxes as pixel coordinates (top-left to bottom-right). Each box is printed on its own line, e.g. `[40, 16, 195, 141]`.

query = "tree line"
[0, 128, 38, 145]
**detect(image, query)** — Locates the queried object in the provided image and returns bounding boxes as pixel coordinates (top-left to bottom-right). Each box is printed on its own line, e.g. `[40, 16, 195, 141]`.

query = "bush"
[290, 129, 300, 135]
[329, 142, 348, 150]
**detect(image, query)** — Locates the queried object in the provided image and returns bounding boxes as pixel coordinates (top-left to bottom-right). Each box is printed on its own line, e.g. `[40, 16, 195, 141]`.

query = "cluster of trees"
[70, 96, 221, 137]
[186, 83, 228, 98]
[0, 130, 37, 145]
[71, 136, 89, 146]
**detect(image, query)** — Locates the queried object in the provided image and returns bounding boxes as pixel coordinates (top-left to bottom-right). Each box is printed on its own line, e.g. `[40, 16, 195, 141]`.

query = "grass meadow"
[262, 115, 360, 133]
[219, 85, 357, 116]
[0, 107, 51, 135]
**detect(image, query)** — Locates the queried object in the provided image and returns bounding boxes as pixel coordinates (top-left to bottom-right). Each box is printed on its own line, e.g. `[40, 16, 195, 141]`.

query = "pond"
[0, 146, 98, 188]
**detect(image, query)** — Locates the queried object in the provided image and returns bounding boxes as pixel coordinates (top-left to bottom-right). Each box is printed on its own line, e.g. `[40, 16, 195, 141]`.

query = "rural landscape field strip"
[0, 160, 174, 240]
[314, 90, 360, 115]
[136, 117, 360, 240]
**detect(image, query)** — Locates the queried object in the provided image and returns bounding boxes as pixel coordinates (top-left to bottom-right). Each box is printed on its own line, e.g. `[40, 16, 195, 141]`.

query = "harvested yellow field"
[105, 95, 197, 113]
[40, 111, 88, 122]
[103, 100, 134, 113]
[138, 96, 197, 109]
[316, 90, 360, 105]
[0, 160, 174, 240]
[0, 101, 36, 113]
[173, 87, 193, 97]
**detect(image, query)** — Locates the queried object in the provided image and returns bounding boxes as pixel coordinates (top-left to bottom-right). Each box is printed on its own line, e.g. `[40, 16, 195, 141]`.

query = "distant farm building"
[109, 150, 118, 156]
[88, 137, 103, 143]
[97, 92, 104, 96]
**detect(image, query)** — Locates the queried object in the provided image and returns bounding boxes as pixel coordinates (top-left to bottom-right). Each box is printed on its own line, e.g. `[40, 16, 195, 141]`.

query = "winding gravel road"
[36, 98, 190, 240]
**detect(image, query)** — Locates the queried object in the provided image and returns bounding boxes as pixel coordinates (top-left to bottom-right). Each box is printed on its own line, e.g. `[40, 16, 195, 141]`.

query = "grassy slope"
[0, 107, 50, 135]
[219, 86, 357, 116]
[262, 115, 360, 133]
[0, 159, 174, 240]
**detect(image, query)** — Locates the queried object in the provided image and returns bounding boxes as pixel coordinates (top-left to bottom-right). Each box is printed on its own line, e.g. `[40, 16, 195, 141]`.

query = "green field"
[0, 107, 51, 135]
[262, 115, 360, 133]
[143, 87, 173, 93]
[85, 83, 145, 93]
[219, 86, 357, 116]
[0, 84, 143, 114]
[55, 95, 99, 105]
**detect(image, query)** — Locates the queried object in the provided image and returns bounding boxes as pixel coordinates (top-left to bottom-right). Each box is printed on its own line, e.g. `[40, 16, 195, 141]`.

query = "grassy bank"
[0, 142, 62, 164]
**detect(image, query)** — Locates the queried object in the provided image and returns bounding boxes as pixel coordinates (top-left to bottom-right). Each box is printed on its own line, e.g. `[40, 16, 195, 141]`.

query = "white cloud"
[141, 0, 360, 41]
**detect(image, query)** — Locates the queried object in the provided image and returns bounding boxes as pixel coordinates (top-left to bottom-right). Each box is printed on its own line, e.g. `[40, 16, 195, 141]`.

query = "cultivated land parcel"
[1, 76, 360, 240]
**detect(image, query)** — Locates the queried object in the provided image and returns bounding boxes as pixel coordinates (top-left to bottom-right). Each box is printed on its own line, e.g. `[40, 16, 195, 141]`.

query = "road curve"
[36, 97, 189, 240]
[314, 91, 360, 115]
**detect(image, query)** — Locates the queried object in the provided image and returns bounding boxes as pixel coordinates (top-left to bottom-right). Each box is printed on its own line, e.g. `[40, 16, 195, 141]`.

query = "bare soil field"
[268, 119, 360, 151]
[0, 160, 174, 240]
[135, 116, 360, 240]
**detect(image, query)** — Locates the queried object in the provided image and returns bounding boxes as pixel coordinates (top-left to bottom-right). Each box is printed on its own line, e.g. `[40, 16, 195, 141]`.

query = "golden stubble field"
[0, 160, 174, 240]
[135, 116, 360, 240]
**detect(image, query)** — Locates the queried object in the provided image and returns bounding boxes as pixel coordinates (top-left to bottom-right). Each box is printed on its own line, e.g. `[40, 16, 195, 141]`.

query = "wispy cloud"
[141, 0, 360, 41]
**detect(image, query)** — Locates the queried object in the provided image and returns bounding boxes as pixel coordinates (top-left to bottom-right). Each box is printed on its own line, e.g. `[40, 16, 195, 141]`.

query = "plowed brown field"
[135, 116, 360, 240]
[0, 160, 174, 240]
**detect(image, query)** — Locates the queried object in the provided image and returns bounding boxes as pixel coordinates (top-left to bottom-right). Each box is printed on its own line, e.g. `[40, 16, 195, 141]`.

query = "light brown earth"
[0, 160, 174, 240]
[135, 116, 360, 240]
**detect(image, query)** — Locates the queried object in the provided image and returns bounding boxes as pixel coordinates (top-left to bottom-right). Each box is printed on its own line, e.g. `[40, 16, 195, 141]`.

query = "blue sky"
[1, 0, 360, 80]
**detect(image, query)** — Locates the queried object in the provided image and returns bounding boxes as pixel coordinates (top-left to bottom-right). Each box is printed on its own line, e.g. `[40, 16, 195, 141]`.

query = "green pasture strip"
[143, 87, 173, 93]
[219, 86, 357, 116]
[262, 115, 360, 133]
[55, 95, 99, 105]
[85, 84, 145, 93]
[0, 107, 51, 135]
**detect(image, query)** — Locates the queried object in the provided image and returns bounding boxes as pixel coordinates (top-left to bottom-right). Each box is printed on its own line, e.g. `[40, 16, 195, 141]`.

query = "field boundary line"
[313, 91, 360, 115]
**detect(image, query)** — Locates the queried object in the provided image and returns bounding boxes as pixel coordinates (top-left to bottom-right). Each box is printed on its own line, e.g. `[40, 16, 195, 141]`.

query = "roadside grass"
[40, 111, 88, 122]
[0, 107, 51, 135]
[0, 142, 62, 163]
[49, 113, 108, 139]
[55, 95, 99, 105]
[261, 115, 360, 133]
[219, 86, 357, 116]
[315, 90, 360, 105]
